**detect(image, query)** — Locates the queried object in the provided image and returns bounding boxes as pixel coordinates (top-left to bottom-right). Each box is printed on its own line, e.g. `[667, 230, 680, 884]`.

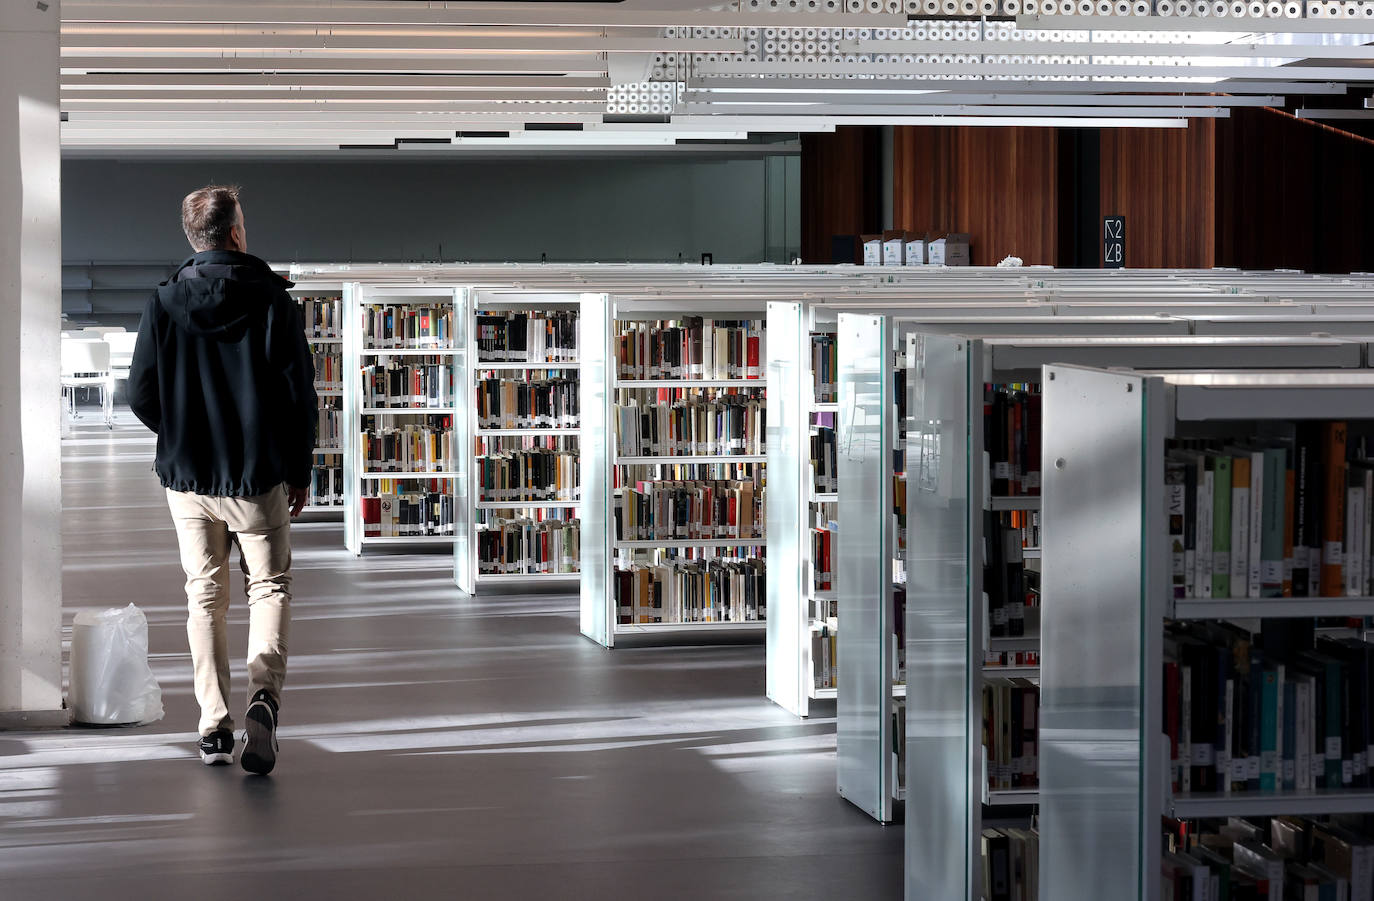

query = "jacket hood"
[156, 250, 295, 338]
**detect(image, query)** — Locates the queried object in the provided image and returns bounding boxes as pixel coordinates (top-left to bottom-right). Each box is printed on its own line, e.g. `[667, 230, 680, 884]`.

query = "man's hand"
[288, 486, 307, 518]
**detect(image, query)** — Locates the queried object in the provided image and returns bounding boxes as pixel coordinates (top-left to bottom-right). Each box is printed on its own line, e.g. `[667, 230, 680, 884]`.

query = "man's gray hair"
[181, 185, 241, 251]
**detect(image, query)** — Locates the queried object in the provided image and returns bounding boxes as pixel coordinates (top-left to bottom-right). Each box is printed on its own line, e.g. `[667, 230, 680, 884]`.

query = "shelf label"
[1103, 215, 1125, 269]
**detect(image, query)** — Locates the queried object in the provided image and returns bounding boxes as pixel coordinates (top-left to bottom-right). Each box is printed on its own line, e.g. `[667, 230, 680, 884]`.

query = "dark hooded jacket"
[127, 250, 316, 496]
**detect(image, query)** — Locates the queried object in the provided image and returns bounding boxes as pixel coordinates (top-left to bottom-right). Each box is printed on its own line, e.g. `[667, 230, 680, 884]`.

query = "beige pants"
[166, 485, 292, 737]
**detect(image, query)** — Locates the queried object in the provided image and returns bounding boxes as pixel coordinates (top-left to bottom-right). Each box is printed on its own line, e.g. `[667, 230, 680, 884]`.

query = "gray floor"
[0, 411, 902, 900]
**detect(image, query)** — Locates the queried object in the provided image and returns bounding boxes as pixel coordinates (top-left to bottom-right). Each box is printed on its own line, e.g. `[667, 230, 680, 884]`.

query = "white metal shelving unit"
[342, 283, 467, 555]
[289, 281, 346, 515]
[580, 293, 770, 647]
[903, 335, 1370, 901]
[1038, 366, 1374, 901]
[453, 289, 585, 594]
[817, 312, 910, 823]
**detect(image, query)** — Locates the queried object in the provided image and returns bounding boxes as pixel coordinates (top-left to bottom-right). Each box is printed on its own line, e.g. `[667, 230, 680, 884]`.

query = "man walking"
[128, 185, 316, 775]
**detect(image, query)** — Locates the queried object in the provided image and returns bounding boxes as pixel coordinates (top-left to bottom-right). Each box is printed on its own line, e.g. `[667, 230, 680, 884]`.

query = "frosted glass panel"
[766, 301, 807, 716]
[578, 293, 611, 646]
[836, 313, 892, 822]
[452, 288, 474, 593]
[903, 333, 972, 901]
[342, 282, 362, 556]
[1039, 365, 1147, 901]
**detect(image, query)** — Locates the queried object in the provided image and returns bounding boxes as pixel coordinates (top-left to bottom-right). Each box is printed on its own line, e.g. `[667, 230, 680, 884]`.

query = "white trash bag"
[69, 604, 165, 725]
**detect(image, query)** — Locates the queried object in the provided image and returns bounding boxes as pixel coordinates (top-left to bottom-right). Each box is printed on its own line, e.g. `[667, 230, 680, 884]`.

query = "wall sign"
[1103, 215, 1125, 269]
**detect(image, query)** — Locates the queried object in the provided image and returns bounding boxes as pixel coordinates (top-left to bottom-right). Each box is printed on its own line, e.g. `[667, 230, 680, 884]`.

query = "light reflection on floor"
[0, 408, 901, 900]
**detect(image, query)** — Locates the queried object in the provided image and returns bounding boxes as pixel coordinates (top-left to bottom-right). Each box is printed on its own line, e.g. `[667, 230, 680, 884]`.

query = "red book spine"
[823, 530, 832, 591]
[1320, 421, 1348, 597]
[747, 335, 761, 380]
[362, 497, 381, 538]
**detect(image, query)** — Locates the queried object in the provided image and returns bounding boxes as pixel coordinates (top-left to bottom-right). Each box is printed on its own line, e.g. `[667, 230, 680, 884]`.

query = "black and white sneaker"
[240, 690, 279, 776]
[199, 729, 234, 765]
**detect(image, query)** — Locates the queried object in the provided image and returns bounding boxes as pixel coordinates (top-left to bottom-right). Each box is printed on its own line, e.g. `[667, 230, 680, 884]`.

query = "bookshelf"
[342, 284, 468, 555]
[764, 301, 838, 717]
[580, 295, 770, 647]
[1038, 366, 1374, 901]
[813, 312, 907, 823]
[453, 291, 584, 594]
[899, 335, 1369, 901]
[289, 284, 345, 514]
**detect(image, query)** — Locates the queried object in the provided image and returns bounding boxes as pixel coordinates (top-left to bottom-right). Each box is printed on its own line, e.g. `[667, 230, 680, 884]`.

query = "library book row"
[278, 280, 1374, 901]
[1168, 424, 1374, 602]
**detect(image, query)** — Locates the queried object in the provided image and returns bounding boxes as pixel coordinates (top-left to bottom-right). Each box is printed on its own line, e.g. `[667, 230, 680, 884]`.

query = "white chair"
[105, 332, 138, 382]
[61, 338, 113, 429]
[80, 326, 126, 338]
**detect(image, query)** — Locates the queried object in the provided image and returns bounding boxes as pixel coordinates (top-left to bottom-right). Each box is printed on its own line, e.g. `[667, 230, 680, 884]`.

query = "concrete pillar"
[0, 1, 64, 724]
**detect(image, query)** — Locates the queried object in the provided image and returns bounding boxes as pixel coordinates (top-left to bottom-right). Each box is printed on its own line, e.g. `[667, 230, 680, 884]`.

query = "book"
[615, 394, 766, 458]
[985, 383, 1043, 499]
[362, 418, 455, 473]
[1168, 462, 1189, 599]
[477, 446, 578, 504]
[616, 479, 764, 542]
[478, 516, 579, 575]
[613, 557, 765, 624]
[365, 303, 454, 350]
[982, 680, 1040, 790]
[616, 318, 764, 380]
[362, 480, 454, 537]
[1261, 447, 1288, 598]
[1322, 422, 1349, 597]
[476, 374, 579, 430]
[811, 332, 837, 403]
[363, 358, 455, 410]
[297, 294, 342, 339]
[1213, 453, 1234, 599]
[1168, 429, 1374, 601]
[476, 310, 578, 363]
[1231, 454, 1252, 602]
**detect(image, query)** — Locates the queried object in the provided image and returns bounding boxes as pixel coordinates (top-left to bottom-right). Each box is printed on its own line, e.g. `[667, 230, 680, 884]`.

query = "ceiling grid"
[56, 0, 1374, 150]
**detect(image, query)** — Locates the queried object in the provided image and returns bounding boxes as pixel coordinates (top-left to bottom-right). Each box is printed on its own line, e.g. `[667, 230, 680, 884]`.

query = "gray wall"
[62, 154, 800, 266]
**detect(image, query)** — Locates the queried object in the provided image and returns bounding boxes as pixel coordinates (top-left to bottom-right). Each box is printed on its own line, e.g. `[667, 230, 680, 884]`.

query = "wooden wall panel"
[1215, 108, 1374, 274]
[892, 126, 1059, 267]
[800, 127, 881, 263]
[1099, 122, 1216, 269]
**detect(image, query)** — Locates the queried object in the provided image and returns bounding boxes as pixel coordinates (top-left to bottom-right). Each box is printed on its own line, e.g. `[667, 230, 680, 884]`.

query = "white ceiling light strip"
[61, 89, 612, 104]
[1296, 108, 1374, 117]
[852, 38, 1374, 57]
[58, 99, 617, 113]
[654, 113, 1189, 127]
[61, 110, 607, 122]
[1015, 14, 1374, 34]
[697, 59, 1374, 78]
[59, 34, 748, 54]
[687, 77, 1348, 92]
[59, 3, 909, 29]
[683, 102, 1230, 115]
[59, 90, 612, 103]
[681, 90, 1283, 104]
[63, 57, 614, 75]
[62, 73, 615, 89]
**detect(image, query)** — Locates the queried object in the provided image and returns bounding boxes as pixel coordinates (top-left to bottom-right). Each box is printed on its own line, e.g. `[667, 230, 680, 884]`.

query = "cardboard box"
[928, 232, 971, 266]
[944, 232, 971, 266]
[882, 230, 908, 266]
[904, 234, 928, 266]
[862, 234, 883, 266]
